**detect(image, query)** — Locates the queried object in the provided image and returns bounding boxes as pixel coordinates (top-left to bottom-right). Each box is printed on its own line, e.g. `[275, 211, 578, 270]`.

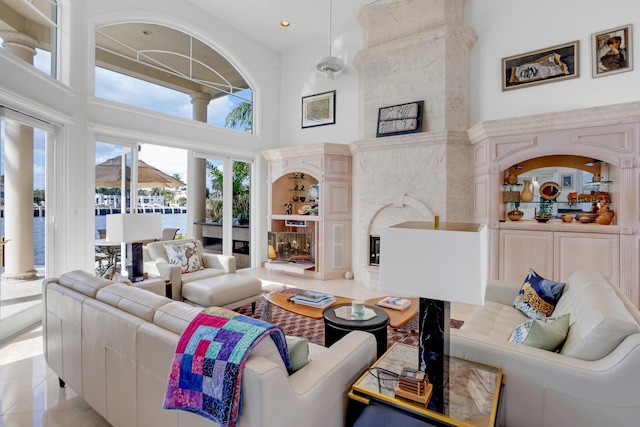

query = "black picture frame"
[302, 90, 336, 128]
[376, 101, 424, 137]
[502, 41, 580, 91]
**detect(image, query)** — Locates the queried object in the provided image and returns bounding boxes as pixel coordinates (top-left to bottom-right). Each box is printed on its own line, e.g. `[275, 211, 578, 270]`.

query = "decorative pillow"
[509, 313, 570, 351]
[163, 242, 204, 273]
[513, 270, 566, 319]
[285, 336, 310, 372]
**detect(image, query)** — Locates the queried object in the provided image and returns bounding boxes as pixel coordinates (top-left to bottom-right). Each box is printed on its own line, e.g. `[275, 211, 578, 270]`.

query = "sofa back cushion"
[58, 269, 113, 297]
[553, 270, 639, 360]
[96, 283, 172, 322]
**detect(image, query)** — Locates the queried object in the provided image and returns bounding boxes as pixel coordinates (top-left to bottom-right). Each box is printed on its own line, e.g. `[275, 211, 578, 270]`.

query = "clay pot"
[561, 213, 574, 223]
[507, 208, 524, 221]
[506, 174, 518, 185]
[596, 208, 615, 225]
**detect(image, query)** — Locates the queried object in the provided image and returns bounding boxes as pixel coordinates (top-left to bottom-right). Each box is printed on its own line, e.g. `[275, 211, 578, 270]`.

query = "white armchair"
[143, 238, 236, 300]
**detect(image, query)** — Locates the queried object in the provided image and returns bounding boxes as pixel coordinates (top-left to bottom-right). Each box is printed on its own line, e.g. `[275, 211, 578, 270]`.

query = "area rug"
[235, 284, 463, 349]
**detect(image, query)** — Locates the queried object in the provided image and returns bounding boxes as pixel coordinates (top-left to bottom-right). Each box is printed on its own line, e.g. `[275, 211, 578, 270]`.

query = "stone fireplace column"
[352, 0, 477, 288]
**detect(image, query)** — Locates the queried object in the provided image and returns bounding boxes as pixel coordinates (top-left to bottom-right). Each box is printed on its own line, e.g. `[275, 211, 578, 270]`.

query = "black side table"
[323, 304, 390, 357]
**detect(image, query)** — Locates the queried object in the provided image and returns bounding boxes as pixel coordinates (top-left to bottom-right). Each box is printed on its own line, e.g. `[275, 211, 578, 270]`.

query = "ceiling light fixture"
[316, 0, 344, 79]
[585, 159, 602, 166]
[280, 21, 290, 27]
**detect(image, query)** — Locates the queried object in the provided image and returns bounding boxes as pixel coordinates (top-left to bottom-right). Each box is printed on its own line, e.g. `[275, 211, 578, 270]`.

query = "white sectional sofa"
[43, 270, 377, 427]
[450, 270, 640, 427]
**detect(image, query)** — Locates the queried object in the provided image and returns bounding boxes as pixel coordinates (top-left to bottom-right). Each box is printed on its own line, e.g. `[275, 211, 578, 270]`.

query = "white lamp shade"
[379, 221, 488, 306]
[106, 213, 162, 242]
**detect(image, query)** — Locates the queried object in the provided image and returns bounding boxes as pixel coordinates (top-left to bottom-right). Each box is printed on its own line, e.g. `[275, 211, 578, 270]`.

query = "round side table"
[323, 304, 390, 357]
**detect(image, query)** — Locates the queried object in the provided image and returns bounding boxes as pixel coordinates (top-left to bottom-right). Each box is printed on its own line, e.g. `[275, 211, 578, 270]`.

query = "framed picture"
[376, 101, 424, 137]
[302, 90, 336, 128]
[502, 41, 580, 91]
[592, 24, 633, 78]
[561, 174, 574, 188]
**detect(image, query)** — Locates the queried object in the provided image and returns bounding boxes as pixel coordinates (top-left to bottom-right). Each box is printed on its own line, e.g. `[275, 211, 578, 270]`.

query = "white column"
[1, 32, 39, 280]
[186, 92, 211, 240]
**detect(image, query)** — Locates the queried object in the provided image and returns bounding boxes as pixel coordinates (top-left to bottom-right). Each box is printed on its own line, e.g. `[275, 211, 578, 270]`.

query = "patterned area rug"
[236, 284, 463, 349]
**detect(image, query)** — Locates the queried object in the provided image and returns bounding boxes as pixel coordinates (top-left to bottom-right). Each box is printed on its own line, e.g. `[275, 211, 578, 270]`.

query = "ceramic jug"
[520, 179, 534, 202]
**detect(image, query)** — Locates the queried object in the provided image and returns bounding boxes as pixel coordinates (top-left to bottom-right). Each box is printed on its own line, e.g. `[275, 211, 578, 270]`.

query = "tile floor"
[0, 267, 475, 426]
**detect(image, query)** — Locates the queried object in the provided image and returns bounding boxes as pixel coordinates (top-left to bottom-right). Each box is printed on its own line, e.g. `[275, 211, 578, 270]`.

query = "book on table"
[290, 291, 336, 309]
[376, 296, 411, 311]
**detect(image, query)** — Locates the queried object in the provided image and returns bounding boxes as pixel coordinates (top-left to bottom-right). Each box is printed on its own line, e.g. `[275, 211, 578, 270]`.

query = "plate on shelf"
[307, 184, 319, 202]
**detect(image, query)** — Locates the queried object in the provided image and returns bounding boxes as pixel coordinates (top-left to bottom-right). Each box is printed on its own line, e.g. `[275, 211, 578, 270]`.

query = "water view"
[0, 213, 187, 267]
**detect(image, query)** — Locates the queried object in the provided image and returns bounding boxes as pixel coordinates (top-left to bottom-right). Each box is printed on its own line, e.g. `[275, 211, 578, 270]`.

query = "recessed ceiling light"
[280, 21, 290, 27]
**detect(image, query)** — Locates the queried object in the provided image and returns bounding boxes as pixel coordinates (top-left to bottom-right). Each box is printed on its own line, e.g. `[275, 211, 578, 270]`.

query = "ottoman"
[181, 274, 262, 312]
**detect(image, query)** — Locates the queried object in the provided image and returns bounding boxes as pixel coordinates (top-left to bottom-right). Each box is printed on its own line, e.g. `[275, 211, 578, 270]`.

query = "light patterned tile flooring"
[0, 267, 475, 426]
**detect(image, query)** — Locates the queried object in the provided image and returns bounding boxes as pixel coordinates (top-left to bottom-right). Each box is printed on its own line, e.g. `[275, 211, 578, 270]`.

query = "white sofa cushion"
[58, 270, 113, 297]
[96, 283, 172, 322]
[460, 300, 529, 338]
[553, 271, 639, 360]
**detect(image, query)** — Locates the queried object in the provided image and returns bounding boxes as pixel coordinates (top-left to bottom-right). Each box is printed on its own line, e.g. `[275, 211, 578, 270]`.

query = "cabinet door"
[500, 230, 554, 283]
[554, 232, 619, 283]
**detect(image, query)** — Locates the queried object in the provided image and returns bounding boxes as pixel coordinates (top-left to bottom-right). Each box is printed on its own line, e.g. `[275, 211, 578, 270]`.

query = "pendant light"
[316, 0, 344, 79]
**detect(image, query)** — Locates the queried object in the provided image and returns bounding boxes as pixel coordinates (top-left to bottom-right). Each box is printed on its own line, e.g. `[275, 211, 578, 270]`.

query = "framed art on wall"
[502, 41, 579, 91]
[561, 174, 574, 188]
[376, 101, 423, 137]
[302, 90, 336, 128]
[592, 24, 633, 78]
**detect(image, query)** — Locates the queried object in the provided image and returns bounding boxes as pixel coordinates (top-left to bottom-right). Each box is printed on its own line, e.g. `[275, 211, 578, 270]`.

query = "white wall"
[465, 0, 640, 126]
[278, 22, 363, 147]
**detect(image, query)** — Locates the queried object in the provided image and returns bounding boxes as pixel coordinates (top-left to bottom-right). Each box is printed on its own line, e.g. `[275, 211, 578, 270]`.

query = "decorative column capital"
[190, 91, 212, 105]
[0, 31, 39, 58]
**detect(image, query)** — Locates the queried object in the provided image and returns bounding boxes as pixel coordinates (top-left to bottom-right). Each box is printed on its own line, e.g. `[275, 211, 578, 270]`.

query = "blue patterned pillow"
[509, 313, 570, 351]
[513, 270, 566, 319]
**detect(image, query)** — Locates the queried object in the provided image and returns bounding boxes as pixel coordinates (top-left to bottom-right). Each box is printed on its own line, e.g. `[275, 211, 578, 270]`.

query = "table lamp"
[106, 213, 162, 282]
[379, 218, 487, 413]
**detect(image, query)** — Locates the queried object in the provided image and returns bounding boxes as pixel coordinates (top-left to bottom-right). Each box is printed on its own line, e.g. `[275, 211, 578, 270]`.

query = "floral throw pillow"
[513, 269, 566, 319]
[164, 242, 204, 273]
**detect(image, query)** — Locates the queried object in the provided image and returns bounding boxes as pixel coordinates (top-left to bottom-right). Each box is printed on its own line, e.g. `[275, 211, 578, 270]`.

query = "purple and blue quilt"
[163, 307, 291, 426]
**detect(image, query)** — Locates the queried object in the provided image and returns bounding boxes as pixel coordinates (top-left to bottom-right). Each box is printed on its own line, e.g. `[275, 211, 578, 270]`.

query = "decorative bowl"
[576, 212, 597, 223]
[299, 197, 306, 202]
[535, 215, 551, 223]
[292, 196, 299, 202]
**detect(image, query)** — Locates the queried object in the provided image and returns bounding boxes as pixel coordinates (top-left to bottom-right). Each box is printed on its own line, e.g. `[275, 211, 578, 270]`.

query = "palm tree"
[225, 102, 252, 132]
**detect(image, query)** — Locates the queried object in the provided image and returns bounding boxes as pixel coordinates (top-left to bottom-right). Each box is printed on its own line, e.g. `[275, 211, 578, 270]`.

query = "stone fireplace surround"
[349, 101, 639, 308]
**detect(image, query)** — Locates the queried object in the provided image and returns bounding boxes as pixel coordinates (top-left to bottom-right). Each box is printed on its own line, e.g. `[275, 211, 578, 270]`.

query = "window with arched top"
[94, 23, 253, 132]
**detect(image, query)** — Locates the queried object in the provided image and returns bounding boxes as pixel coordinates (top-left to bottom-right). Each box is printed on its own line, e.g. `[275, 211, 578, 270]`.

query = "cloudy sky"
[20, 51, 248, 190]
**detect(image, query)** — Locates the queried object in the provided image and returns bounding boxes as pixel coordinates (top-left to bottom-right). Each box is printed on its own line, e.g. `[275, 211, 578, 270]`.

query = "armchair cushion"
[163, 241, 204, 273]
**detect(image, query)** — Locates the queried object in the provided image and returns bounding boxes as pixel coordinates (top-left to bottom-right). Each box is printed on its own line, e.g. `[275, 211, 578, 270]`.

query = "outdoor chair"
[162, 227, 179, 240]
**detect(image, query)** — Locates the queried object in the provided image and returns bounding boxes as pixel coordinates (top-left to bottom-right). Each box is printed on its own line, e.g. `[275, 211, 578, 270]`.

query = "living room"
[1, 0, 639, 426]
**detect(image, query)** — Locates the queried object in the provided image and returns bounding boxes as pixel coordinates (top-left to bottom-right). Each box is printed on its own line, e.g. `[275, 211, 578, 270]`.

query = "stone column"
[1, 32, 39, 280]
[187, 92, 211, 240]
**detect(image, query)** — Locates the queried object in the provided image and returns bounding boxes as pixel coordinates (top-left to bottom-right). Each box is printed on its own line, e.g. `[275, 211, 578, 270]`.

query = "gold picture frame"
[502, 41, 579, 91]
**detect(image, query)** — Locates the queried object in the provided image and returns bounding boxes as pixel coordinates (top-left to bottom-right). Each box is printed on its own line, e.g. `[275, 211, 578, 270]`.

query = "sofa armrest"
[143, 261, 182, 301]
[240, 331, 377, 427]
[484, 279, 522, 305]
[202, 253, 236, 273]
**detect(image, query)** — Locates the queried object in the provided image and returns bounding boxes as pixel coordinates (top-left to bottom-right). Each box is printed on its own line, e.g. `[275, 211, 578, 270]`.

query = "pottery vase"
[520, 179, 534, 202]
[507, 207, 524, 221]
[596, 208, 615, 225]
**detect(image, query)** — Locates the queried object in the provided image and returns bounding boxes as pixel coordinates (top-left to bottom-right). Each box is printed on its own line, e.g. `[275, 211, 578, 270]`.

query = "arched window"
[94, 23, 253, 132]
[0, 0, 59, 78]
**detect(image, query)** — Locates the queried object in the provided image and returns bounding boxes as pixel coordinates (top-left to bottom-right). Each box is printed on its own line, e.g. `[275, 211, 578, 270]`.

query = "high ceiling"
[188, 0, 378, 53]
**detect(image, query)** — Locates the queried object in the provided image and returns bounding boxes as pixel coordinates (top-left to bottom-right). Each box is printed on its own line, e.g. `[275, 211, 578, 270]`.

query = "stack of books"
[289, 290, 336, 309]
[375, 296, 411, 311]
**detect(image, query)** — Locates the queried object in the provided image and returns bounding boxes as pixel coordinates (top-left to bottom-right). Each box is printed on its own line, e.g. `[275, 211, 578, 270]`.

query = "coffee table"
[262, 292, 353, 322]
[364, 296, 419, 329]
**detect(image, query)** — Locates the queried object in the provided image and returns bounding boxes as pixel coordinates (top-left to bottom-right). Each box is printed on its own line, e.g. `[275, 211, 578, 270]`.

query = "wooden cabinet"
[499, 226, 619, 284]
[263, 144, 352, 280]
